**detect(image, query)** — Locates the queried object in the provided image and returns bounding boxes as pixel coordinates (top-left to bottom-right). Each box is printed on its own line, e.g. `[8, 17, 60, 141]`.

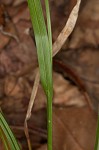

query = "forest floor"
[0, 0, 99, 149]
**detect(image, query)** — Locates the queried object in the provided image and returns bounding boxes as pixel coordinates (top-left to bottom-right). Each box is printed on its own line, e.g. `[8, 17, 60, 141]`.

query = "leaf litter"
[0, 0, 99, 149]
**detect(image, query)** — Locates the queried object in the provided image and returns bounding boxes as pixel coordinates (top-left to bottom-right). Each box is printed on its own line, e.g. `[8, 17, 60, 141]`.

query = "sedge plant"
[27, 1, 99, 150]
[94, 115, 99, 150]
[0, 0, 99, 150]
[0, 110, 20, 150]
[27, 0, 53, 150]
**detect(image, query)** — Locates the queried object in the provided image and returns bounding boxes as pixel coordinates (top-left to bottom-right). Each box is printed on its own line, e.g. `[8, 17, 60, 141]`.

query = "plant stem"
[94, 113, 99, 150]
[47, 94, 52, 150]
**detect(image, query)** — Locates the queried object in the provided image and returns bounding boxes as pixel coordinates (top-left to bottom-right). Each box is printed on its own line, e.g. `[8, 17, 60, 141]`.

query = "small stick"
[0, 26, 20, 43]
[24, 70, 40, 150]
[25, 69, 40, 120]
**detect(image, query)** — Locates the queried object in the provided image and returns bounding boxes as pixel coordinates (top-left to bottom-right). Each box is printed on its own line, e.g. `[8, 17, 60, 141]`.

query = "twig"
[25, 69, 40, 120]
[0, 26, 20, 43]
[24, 69, 40, 150]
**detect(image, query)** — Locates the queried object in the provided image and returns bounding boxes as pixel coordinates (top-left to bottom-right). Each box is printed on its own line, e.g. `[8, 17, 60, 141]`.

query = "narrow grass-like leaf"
[0, 127, 11, 150]
[0, 112, 20, 150]
[44, 0, 52, 51]
[45, 1, 53, 149]
[27, 0, 53, 150]
[28, 0, 52, 93]
[94, 114, 99, 150]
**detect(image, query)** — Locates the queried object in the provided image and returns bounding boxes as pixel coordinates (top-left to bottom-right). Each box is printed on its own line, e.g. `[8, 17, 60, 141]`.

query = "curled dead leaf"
[53, 72, 85, 107]
[4, 76, 31, 100]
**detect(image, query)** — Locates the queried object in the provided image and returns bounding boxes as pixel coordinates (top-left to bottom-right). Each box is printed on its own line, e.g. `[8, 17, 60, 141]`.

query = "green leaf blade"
[94, 115, 99, 150]
[27, 0, 53, 150]
[28, 0, 52, 96]
[0, 112, 20, 150]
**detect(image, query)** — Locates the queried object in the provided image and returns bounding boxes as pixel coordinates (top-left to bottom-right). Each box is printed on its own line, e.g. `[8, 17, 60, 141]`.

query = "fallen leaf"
[69, 0, 99, 48]
[13, 0, 26, 6]
[52, 106, 96, 150]
[0, 0, 12, 5]
[58, 48, 99, 110]
[12, 3, 30, 24]
[53, 72, 85, 107]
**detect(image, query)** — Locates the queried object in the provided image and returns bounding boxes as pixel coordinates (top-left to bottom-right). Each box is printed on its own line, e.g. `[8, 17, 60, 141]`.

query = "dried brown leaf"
[69, 0, 99, 48]
[59, 47, 99, 110]
[13, 0, 26, 6]
[53, 0, 81, 56]
[53, 106, 96, 150]
[53, 72, 85, 107]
